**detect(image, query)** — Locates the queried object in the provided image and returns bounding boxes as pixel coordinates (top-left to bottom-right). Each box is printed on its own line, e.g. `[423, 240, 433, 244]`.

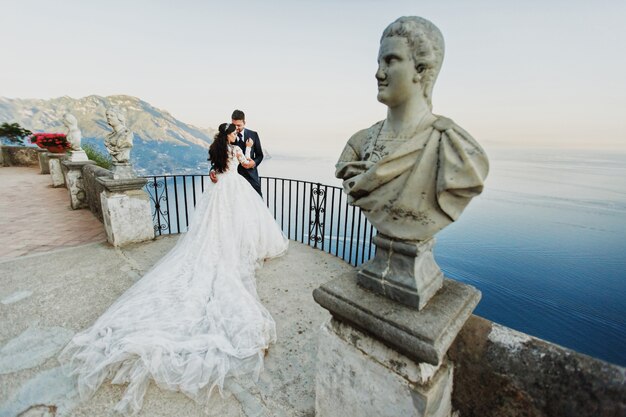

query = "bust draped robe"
[335, 116, 489, 241]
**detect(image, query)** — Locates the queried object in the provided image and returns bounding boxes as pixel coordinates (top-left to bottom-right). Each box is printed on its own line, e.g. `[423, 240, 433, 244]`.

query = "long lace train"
[59, 148, 288, 415]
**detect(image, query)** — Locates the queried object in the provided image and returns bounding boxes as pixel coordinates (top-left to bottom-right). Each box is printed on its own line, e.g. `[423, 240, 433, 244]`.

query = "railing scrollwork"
[143, 175, 375, 266]
[147, 177, 170, 235]
[309, 184, 326, 247]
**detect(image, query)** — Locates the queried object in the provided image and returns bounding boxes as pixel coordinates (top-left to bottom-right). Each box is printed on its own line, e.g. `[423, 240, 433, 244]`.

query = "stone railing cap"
[46, 153, 68, 159]
[313, 273, 481, 365]
[62, 160, 96, 168]
[97, 176, 148, 192]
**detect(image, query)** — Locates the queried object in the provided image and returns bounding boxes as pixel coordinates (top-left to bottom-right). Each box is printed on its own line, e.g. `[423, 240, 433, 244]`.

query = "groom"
[210, 109, 264, 197]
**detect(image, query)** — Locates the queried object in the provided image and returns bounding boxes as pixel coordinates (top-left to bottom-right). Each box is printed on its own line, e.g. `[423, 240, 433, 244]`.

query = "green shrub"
[0, 122, 32, 145]
[82, 144, 113, 170]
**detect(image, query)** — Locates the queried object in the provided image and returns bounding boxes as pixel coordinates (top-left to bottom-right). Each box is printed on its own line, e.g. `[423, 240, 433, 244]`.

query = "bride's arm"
[234, 147, 253, 168]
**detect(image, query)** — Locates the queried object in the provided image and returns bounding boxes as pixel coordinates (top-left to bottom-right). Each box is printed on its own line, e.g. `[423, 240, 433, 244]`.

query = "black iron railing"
[143, 175, 376, 267]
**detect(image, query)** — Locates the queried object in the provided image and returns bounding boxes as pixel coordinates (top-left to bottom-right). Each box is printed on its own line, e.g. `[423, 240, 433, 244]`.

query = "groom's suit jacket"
[234, 128, 264, 197]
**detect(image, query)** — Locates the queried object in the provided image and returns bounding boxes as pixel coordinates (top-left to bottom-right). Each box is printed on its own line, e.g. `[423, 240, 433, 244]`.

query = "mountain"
[0, 95, 217, 175]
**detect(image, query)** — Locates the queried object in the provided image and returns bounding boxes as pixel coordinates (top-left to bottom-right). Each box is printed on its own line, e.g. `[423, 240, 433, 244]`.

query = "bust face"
[106, 111, 122, 130]
[376, 37, 419, 108]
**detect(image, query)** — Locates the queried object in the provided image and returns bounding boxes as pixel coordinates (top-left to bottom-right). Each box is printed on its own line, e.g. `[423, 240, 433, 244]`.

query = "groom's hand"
[209, 170, 218, 183]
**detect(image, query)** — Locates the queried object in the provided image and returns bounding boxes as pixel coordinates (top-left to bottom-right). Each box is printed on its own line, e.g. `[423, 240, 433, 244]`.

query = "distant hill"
[0, 95, 217, 175]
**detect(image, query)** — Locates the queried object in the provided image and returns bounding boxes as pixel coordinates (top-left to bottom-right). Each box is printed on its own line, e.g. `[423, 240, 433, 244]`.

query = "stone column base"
[62, 160, 95, 209]
[47, 153, 67, 187]
[313, 273, 481, 417]
[37, 149, 50, 174]
[316, 318, 453, 417]
[98, 177, 154, 247]
[68, 149, 89, 162]
[357, 234, 443, 310]
[111, 162, 135, 180]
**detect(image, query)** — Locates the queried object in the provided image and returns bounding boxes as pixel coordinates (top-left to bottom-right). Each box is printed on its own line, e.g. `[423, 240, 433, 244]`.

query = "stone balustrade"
[83, 163, 113, 222]
[0, 145, 40, 167]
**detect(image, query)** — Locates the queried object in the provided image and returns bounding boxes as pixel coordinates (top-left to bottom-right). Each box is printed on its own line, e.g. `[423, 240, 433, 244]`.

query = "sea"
[260, 147, 626, 367]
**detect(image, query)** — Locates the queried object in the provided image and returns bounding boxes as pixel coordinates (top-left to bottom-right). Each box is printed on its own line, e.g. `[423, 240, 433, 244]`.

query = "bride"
[59, 122, 289, 415]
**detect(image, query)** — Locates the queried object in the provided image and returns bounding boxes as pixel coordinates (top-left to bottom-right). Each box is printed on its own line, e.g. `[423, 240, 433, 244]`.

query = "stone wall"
[0, 146, 39, 167]
[449, 315, 625, 417]
[83, 164, 112, 223]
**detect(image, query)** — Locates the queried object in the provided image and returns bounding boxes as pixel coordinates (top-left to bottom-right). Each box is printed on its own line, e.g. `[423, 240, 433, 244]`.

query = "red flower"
[30, 132, 70, 153]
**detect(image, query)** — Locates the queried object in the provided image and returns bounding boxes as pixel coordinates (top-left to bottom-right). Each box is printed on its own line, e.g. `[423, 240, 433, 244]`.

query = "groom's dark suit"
[234, 128, 264, 197]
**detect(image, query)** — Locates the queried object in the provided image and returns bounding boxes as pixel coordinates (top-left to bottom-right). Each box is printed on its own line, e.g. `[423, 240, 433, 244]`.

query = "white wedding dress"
[59, 145, 288, 415]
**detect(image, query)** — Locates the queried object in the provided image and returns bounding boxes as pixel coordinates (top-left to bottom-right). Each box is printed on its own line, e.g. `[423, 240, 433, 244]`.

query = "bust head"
[105, 108, 126, 132]
[379, 16, 445, 110]
[63, 113, 78, 129]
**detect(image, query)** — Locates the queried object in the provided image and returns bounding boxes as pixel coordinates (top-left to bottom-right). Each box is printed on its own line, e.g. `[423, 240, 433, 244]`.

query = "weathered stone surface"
[1, 291, 32, 305]
[47, 154, 67, 188]
[316, 319, 452, 417]
[67, 150, 88, 162]
[83, 164, 112, 223]
[111, 162, 135, 180]
[335, 17, 488, 243]
[0, 366, 79, 417]
[449, 315, 626, 417]
[104, 107, 133, 164]
[15, 404, 57, 417]
[100, 188, 154, 247]
[313, 272, 481, 365]
[0, 146, 39, 167]
[97, 176, 147, 193]
[0, 327, 74, 374]
[334, 17, 488, 308]
[36, 149, 49, 174]
[62, 160, 95, 210]
[330, 318, 441, 385]
[357, 234, 443, 310]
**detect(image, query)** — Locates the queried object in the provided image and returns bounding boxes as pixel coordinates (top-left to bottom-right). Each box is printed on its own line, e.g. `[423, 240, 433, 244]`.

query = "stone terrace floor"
[0, 166, 107, 261]
[0, 166, 354, 416]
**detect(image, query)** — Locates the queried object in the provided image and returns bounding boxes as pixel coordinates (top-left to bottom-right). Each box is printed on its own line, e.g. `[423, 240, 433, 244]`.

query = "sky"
[1, 0, 625, 157]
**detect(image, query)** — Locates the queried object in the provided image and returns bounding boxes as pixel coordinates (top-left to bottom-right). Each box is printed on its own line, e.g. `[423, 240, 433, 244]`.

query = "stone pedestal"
[97, 177, 154, 247]
[357, 234, 443, 310]
[313, 273, 480, 417]
[47, 153, 67, 188]
[36, 149, 50, 174]
[67, 149, 89, 162]
[61, 160, 95, 209]
[111, 162, 135, 180]
[317, 319, 453, 417]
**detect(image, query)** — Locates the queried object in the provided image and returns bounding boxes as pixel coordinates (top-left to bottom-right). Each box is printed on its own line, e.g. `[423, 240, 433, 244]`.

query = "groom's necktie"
[237, 132, 243, 144]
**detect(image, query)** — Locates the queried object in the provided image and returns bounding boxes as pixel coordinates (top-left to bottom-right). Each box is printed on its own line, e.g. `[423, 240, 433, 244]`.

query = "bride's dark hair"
[209, 123, 237, 173]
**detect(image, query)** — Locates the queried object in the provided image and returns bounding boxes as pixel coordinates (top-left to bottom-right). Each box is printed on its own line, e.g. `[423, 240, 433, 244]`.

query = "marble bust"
[335, 16, 489, 309]
[63, 113, 88, 162]
[63, 113, 82, 152]
[104, 107, 133, 164]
